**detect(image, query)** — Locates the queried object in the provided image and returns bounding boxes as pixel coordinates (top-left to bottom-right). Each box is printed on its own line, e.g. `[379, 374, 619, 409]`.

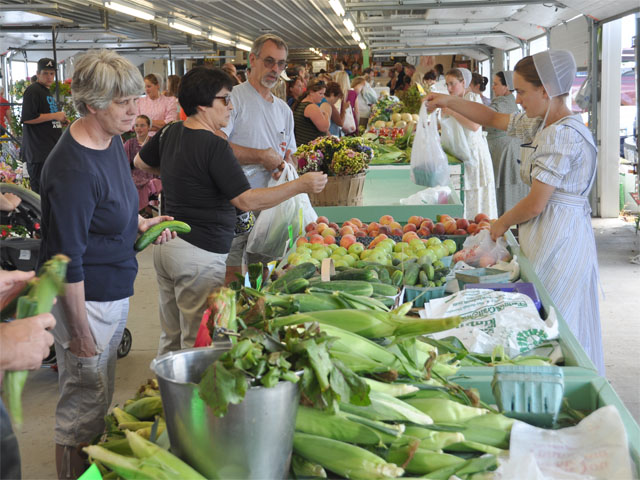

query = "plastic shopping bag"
[440, 114, 476, 167]
[452, 229, 511, 267]
[246, 163, 317, 259]
[342, 104, 357, 134]
[399, 186, 451, 205]
[410, 102, 450, 187]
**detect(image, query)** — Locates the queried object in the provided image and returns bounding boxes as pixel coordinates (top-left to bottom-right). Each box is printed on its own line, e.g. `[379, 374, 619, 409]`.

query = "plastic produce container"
[404, 285, 446, 307]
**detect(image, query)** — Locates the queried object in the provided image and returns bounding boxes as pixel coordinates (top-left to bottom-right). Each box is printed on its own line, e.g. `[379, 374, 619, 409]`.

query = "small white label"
[19, 249, 31, 260]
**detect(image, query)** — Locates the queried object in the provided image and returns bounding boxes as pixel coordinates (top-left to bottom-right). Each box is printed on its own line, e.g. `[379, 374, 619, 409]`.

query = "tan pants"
[153, 237, 227, 356]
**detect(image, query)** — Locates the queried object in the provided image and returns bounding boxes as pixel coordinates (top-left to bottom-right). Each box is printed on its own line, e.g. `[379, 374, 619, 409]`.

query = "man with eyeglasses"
[220, 33, 297, 283]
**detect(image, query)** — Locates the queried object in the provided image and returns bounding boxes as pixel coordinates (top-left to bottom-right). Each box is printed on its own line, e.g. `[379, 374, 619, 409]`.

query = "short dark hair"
[434, 64, 444, 75]
[471, 73, 488, 92]
[423, 70, 437, 82]
[324, 81, 343, 98]
[179, 67, 234, 117]
[136, 114, 151, 126]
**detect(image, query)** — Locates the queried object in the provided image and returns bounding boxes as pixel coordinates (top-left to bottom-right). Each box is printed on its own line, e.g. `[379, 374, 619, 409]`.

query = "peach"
[379, 225, 392, 236]
[467, 223, 479, 235]
[340, 234, 357, 249]
[342, 221, 355, 229]
[379, 215, 394, 226]
[474, 213, 490, 224]
[421, 219, 435, 231]
[403, 223, 417, 233]
[317, 216, 329, 225]
[355, 230, 367, 238]
[296, 237, 308, 247]
[455, 229, 468, 235]
[367, 222, 380, 234]
[370, 234, 388, 248]
[408, 215, 424, 227]
[329, 222, 339, 231]
[444, 221, 457, 234]
[309, 234, 324, 244]
[316, 222, 328, 233]
[389, 221, 402, 231]
[417, 227, 431, 237]
[433, 223, 446, 235]
[321, 227, 337, 237]
[391, 228, 404, 237]
[438, 214, 452, 223]
[323, 235, 336, 245]
[307, 229, 319, 237]
[402, 231, 419, 243]
[305, 222, 317, 233]
[456, 218, 469, 230]
[339, 226, 355, 236]
[349, 218, 363, 228]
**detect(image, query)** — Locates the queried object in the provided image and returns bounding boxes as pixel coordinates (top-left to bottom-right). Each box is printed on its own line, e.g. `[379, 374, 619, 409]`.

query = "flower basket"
[308, 172, 366, 206]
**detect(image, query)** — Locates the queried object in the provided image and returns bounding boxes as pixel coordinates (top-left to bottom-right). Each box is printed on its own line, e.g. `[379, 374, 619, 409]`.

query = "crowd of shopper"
[0, 30, 606, 478]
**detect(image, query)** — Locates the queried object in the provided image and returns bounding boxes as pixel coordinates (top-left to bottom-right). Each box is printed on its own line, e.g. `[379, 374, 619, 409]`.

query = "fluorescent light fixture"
[352, 32, 361, 42]
[104, 1, 154, 21]
[236, 43, 251, 51]
[168, 19, 201, 36]
[329, 0, 345, 16]
[343, 18, 355, 32]
[359, 42, 367, 50]
[208, 34, 232, 45]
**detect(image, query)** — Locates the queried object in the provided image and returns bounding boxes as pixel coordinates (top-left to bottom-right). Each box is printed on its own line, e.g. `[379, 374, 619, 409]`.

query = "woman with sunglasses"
[135, 67, 327, 355]
[426, 51, 604, 374]
[292, 78, 330, 145]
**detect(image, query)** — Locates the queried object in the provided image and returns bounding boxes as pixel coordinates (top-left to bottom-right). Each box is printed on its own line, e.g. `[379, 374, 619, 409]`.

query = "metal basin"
[150, 345, 299, 479]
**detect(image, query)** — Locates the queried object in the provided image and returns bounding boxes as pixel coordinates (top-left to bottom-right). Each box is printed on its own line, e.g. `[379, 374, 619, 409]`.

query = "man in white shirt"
[220, 33, 296, 282]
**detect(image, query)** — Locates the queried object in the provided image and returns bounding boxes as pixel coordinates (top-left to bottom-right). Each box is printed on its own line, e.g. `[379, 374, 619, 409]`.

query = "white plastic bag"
[496, 406, 635, 480]
[399, 186, 451, 205]
[421, 289, 559, 356]
[246, 163, 317, 259]
[452, 229, 511, 267]
[342, 104, 357, 134]
[440, 114, 476, 167]
[410, 103, 450, 187]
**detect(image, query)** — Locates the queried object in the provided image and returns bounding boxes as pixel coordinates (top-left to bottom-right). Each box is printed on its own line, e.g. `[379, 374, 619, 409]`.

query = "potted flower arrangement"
[293, 136, 374, 206]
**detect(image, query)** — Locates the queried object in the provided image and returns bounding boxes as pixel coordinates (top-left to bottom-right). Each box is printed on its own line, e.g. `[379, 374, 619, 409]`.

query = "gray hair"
[71, 49, 144, 116]
[251, 33, 288, 58]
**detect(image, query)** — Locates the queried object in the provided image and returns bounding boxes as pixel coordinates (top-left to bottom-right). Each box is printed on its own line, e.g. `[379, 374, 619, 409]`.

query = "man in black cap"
[20, 57, 68, 194]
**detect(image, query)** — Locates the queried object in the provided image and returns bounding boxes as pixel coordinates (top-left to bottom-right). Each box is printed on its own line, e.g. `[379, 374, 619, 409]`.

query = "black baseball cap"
[37, 58, 56, 71]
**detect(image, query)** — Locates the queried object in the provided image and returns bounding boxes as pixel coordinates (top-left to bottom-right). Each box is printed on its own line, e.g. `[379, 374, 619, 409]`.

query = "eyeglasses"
[257, 55, 287, 70]
[214, 95, 232, 106]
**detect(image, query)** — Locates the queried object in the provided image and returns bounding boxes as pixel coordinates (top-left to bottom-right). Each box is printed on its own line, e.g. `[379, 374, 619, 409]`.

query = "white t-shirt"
[221, 81, 297, 189]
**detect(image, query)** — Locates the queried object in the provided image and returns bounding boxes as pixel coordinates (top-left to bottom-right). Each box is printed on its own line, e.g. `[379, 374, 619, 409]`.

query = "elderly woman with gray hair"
[38, 49, 176, 478]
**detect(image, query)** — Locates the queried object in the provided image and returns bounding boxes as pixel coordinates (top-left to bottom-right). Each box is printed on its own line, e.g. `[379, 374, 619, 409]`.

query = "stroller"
[0, 183, 132, 360]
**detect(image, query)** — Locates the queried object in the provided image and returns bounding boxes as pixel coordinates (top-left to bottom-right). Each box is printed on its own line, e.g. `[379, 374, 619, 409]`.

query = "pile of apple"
[288, 234, 456, 269]
[302, 213, 492, 248]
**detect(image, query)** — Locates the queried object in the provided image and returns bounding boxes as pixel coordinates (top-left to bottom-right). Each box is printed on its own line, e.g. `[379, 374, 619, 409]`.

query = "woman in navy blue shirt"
[38, 49, 175, 478]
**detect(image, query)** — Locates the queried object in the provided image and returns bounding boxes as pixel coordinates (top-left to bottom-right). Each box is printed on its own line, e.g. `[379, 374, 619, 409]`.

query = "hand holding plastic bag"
[410, 102, 450, 187]
[246, 163, 317, 259]
[440, 113, 476, 167]
[452, 229, 511, 267]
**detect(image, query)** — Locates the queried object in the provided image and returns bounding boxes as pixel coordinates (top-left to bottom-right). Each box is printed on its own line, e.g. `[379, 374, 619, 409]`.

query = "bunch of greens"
[293, 136, 373, 176]
[396, 85, 424, 114]
[369, 95, 403, 124]
[330, 149, 369, 176]
[197, 324, 371, 417]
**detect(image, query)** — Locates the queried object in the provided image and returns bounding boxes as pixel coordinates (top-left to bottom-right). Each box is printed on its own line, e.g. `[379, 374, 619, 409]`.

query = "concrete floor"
[7, 217, 640, 479]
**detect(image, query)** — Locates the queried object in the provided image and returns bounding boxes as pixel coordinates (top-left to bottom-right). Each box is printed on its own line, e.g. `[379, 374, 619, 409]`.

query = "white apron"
[518, 116, 604, 374]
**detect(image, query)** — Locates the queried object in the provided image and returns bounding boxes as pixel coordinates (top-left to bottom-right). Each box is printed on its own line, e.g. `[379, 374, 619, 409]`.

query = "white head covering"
[532, 49, 576, 98]
[502, 71, 515, 91]
[458, 68, 472, 88]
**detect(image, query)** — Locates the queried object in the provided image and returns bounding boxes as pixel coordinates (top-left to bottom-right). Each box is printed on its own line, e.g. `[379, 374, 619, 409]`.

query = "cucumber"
[370, 283, 399, 297]
[134, 220, 191, 251]
[391, 270, 404, 287]
[424, 264, 435, 281]
[270, 263, 317, 292]
[377, 268, 391, 284]
[311, 280, 373, 297]
[332, 268, 377, 282]
[403, 263, 420, 286]
[372, 294, 396, 307]
[280, 277, 310, 294]
[419, 270, 429, 286]
[294, 293, 350, 311]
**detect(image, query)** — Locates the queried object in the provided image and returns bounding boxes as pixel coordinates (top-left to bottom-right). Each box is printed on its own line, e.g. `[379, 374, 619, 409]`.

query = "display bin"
[452, 371, 640, 477]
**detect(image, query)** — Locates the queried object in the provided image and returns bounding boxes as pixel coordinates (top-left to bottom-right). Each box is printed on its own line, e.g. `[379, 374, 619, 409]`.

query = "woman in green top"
[487, 71, 529, 215]
[293, 79, 329, 145]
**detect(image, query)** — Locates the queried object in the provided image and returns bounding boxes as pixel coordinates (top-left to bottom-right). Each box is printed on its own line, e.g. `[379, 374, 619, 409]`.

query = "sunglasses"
[214, 94, 232, 106]
[257, 55, 287, 70]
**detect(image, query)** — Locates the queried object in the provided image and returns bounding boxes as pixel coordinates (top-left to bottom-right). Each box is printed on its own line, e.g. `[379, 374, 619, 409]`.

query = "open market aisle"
[593, 217, 640, 424]
[11, 218, 640, 479]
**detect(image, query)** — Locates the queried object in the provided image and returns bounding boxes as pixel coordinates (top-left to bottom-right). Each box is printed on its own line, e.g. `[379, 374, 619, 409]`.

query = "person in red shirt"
[0, 95, 11, 131]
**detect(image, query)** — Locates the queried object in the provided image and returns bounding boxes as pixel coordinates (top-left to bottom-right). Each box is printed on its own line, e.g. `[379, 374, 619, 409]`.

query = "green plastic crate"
[453, 371, 640, 477]
[404, 285, 446, 307]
